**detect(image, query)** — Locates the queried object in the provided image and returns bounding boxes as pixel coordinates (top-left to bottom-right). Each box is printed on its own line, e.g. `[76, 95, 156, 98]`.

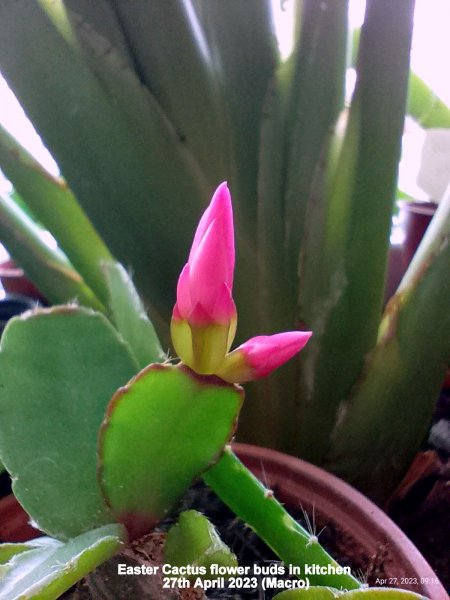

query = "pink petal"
[242, 331, 312, 378]
[173, 263, 192, 320]
[188, 302, 213, 326]
[188, 216, 233, 314]
[189, 182, 233, 266]
[211, 283, 236, 324]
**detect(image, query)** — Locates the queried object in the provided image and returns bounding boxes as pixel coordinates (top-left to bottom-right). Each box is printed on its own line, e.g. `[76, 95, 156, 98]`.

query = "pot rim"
[233, 442, 447, 600]
[396, 199, 438, 216]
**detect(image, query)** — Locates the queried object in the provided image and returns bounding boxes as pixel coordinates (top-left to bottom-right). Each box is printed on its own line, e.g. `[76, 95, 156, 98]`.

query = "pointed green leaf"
[99, 364, 243, 539]
[109, 0, 231, 185]
[0, 0, 210, 322]
[0, 524, 124, 600]
[295, 0, 415, 463]
[194, 0, 278, 238]
[408, 72, 450, 128]
[64, 0, 136, 66]
[164, 510, 237, 578]
[0, 125, 113, 307]
[103, 261, 166, 368]
[0, 190, 105, 311]
[239, 65, 299, 449]
[327, 193, 450, 502]
[284, 0, 348, 276]
[0, 307, 139, 539]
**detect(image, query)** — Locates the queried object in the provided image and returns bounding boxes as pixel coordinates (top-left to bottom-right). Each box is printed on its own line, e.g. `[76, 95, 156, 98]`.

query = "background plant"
[0, 0, 449, 503]
[0, 189, 425, 599]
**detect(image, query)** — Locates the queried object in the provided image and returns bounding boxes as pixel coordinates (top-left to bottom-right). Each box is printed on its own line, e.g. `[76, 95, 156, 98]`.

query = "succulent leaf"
[99, 364, 243, 539]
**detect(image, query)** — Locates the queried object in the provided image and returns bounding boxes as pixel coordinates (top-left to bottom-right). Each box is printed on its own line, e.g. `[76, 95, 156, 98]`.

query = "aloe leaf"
[0, 307, 139, 539]
[257, 63, 292, 333]
[284, 0, 348, 277]
[164, 510, 237, 578]
[408, 71, 450, 128]
[193, 0, 277, 239]
[240, 2, 348, 450]
[99, 364, 243, 540]
[352, 26, 450, 128]
[64, 0, 135, 65]
[0, 0, 210, 321]
[0, 125, 113, 306]
[0, 190, 104, 311]
[188, 0, 278, 345]
[327, 192, 450, 502]
[103, 261, 166, 367]
[238, 64, 299, 449]
[107, 0, 231, 185]
[295, 0, 415, 463]
[0, 524, 124, 600]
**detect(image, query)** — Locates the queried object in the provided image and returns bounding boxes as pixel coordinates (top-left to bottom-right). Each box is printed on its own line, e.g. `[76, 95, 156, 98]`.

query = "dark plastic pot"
[0, 445, 447, 598]
[385, 200, 437, 302]
[397, 200, 437, 271]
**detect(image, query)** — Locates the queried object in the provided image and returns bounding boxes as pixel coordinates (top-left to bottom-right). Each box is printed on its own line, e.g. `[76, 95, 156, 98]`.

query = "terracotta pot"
[233, 443, 447, 600]
[1, 445, 447, 599]
[0, 494, 40, 543]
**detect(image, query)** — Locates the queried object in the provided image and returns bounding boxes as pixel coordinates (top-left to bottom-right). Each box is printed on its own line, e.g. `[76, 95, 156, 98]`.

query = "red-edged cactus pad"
[98, 364, 243, 539]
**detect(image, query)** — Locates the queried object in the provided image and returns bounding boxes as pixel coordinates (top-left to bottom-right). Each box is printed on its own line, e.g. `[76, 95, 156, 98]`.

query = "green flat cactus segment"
[0, 538, 61, 565]
[99, 364, 243, 539]
[164, 509, 237, 579]
[0, 544, 44, 565]
[0, 307, 139, 540]
[273, 589, 338, 600]
[0, 524, 124, 600]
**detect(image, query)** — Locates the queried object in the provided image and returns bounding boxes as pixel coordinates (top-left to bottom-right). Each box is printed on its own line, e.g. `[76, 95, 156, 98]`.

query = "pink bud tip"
[173, 182, 236, 326]
[240, 331, 312, 379]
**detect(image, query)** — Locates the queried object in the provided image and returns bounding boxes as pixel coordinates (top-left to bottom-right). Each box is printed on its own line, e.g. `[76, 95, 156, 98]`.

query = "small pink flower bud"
[217, 331, 312, 383]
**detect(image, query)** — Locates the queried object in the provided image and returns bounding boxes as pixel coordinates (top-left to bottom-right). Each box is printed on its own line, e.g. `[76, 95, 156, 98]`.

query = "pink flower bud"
[171, 182, 237, 373]
[217, 331, 312, 383]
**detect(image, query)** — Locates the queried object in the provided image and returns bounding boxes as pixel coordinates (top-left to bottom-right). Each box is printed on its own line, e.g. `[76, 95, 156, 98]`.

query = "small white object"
[417, 128, 450, 202]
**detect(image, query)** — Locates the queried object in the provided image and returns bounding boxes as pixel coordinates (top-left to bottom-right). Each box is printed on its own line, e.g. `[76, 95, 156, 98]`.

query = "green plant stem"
[203, 447, 361, 590]
[0, 191, 104, 311]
